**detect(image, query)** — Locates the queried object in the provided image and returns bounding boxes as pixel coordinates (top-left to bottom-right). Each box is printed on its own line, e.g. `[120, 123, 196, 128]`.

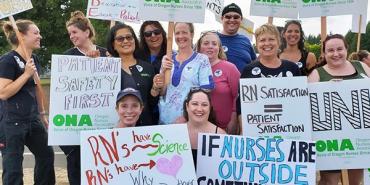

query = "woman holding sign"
[156, 22, 214, 124]
[183, 88, 226, 168]
[308, 34, 370, 185]
[195, 31, 240, 134]
[60, 11, 108, 185]
[279, 20, 317, 75]
[0, 20, 55, 185]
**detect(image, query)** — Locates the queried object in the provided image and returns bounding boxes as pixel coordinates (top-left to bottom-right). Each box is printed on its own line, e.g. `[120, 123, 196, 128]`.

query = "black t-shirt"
[63, 46, 108, 57]
[236, 60, 301, 115]
[0, 50, 41, 120]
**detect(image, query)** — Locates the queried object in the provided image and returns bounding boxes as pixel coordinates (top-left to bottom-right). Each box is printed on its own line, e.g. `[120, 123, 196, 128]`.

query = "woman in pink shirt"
[196, 31, 240, 134]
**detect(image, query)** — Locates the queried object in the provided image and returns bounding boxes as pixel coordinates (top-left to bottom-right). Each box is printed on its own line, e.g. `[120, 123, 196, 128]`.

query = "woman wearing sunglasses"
[279, 20, 317, 75]
[61, 11, 108, 185]
[182, 88, 226, 168]
[154, 22, 214, 125]
[138, 21, 167, 74]
[195, 31, 240, 134]
[107, 23, 158, 126]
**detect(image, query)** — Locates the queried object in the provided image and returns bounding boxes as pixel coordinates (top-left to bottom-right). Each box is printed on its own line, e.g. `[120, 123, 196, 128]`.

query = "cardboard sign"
[351, 0, 368, 34]
[197, 134, 316, 185]
[309, 79, 370, 170]
[299, 0, 359, 18]
[240, 77, 312, 140]
[87, 0, 139, 22]
[81, 124, 196, 185]
[139, 0, 206, 23]
[206, 0, 224, 16]
[0, 0, 32, 19]
[48, 55, 121, 145]
[250, 0, 298, 19]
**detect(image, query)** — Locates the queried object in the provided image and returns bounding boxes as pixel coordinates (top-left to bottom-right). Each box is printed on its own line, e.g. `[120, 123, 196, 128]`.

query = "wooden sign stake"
[164, 22, 174, 85]
[356, 14, 362, 52]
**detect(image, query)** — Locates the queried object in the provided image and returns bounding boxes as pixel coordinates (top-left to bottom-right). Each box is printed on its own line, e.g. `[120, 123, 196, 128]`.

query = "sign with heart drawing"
[80, 124, 196, 184]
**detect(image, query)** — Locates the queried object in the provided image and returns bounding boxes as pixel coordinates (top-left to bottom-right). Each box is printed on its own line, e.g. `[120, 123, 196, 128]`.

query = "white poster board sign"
[197, 133, 316, 185]
[238, 18, 254, 41]
[309, 79, 370, 170]
[87, 0, 139, 22]
[49, 55, 121, 145]
[240, 77, 311, 140]
[139, 0, 206, 23]
[81, 124, 196, 185]
[299, 0, 359, 18]
[351, 0, 368, 34]
[250, 0, 298, 18]
[206, 0, 224, 16]
[365, 169, 370, 185]
[0, 0, 32, 19]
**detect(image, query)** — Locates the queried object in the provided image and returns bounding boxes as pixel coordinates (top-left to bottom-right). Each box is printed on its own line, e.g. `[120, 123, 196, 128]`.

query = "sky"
[127, 0, 370, 44]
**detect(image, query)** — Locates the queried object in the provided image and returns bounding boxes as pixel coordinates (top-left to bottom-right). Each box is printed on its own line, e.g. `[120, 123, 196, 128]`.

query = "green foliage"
[305, 43, 321, 60]
[306, 34, 321, 45]
[0, 0, 110, 75]
[345, 22, 370, 53]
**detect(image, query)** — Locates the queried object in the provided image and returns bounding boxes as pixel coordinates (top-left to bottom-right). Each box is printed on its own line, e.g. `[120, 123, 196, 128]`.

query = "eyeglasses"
[115, 35, 134, 42]
[223, 14, 241, 20]
[143, 29, 161, 37]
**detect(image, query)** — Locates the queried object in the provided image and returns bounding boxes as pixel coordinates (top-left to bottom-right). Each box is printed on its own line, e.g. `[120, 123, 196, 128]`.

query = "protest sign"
[139, 0, 206, 23]
[309, 79, 370, 170]
[81, 124, 196, 185]
[240, 77, 311, 140]
[0, 0, 32, 19]
[48, 55, 121, 145]
[86, 0, 139, 22]
[351, 0, 368, 34]
[206, 0, 224, 16]
[365, 169, 370, 185]
[238, 18, 254, 41]
[197, 134, 316, 185]
[250, 0, 298, 19]
[299, 0, 359, 18]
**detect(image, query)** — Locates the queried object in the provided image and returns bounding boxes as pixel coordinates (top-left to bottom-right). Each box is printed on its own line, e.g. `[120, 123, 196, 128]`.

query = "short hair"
[195, 31, 227, 60]
[2, 19, 35, 46]
[66, 11, 96, 42]
[106, 23, 140, 58]
[255, 23, 281, 46]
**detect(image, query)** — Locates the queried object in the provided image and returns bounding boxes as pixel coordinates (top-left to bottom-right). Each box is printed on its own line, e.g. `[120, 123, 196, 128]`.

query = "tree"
[0, 0, 110, 75]
[306, 34, 321, 45]
[345, 22, 370, 53]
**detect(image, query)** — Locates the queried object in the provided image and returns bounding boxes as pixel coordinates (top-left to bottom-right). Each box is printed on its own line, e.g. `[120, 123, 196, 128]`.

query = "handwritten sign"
[197, 134, 316, 185]
[0, 0, 32, 19]
[309, 79, 370, 170]
[86, 0, 139, 22]
[238, 18, 254, 41]
[299, 0, 359, 18]
[240, 77, 312, 140]
[250, 0, 298, 18]
[48, 55, 121, 145]
[206, 0, 224, 16]
[81, 124, 196, 185]
[365, 168, 370, 185]
[139, 0, 206, 23]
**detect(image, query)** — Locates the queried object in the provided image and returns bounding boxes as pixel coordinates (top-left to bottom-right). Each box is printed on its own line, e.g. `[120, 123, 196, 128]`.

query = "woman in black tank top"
[182, 88, 226, 169]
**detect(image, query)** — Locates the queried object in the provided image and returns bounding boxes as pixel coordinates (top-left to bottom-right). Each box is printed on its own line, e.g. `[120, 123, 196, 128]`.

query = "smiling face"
[186, 92, 211, 124]
[67, 25, 90, 48]
[256, 33, 279, 58]
[283, 23, 301, 46]
[324, 38, 348, 67]
[114, 28, 135, 56]
[143, 24, 163, 52]
[174, 23, 193, 50]
[199, 33, 220, 62]
[22, 24, 42, 50]
[116, 95, 143, 128]
[221, 12, 242, 35]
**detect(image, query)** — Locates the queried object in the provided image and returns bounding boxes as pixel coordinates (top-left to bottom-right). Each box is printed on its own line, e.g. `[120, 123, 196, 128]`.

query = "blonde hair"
[255, 23, 281, 46]
[1, 19, 35, 46]
[195, 31, 227, 60]
[66, 11, 96, 41]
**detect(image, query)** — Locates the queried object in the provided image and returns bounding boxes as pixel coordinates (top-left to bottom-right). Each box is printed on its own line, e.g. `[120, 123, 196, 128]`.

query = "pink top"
[211, 60, 240, 128]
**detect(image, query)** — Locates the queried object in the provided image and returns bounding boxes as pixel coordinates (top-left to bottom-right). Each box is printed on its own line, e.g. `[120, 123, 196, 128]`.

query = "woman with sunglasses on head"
[279, 20, 317, 75]
[236, 24, 301, 133]
[153, 22, 214, 125]
[183, 88, 226, 168]
[107, 23, 158, 127]
[138, 21, 167, 74]
[195, 31, 240, 134]
[60, 11, 108, 185]
[0, 19, 55, 185]
[308, 34, 370, 185]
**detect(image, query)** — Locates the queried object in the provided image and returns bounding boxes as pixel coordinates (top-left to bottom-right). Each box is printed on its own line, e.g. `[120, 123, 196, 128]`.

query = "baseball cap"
[222, 3, 243, 17]
[116, 88, 143, 104]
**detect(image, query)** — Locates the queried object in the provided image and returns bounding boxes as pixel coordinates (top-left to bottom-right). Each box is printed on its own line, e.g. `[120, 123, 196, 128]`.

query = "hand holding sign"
[24, 58, 37, 78]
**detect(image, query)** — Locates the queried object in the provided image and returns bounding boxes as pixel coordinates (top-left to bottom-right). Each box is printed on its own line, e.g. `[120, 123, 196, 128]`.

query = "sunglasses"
[189, 87, 210, 93]
[115, 35, 134, 42]
[223, 14, 241, 20]
[143, 29, 162, 37]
